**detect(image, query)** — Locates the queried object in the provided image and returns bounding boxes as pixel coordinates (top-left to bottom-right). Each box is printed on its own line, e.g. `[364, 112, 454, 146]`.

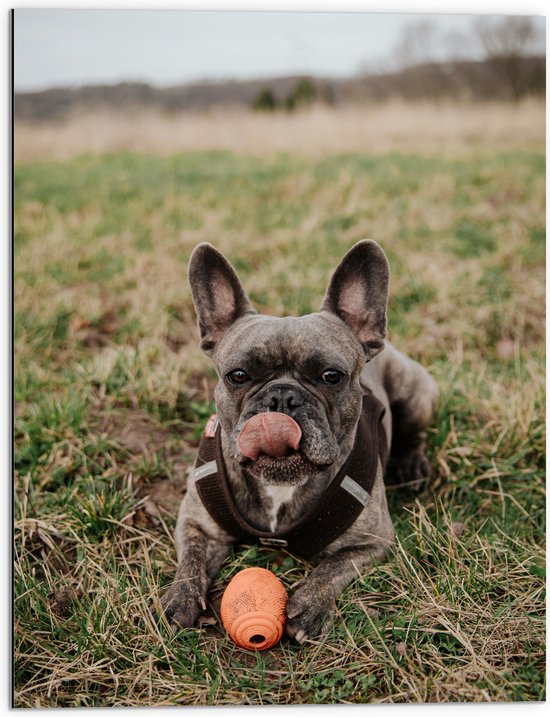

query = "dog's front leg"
[285, 541, 390, 643]
[159, 523, 223, 629]
[286, 470, 395, 643]
[158, 510, 233, 630]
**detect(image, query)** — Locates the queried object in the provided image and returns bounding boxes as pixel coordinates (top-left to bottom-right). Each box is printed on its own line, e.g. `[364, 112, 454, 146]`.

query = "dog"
[158, 240, 438, 643]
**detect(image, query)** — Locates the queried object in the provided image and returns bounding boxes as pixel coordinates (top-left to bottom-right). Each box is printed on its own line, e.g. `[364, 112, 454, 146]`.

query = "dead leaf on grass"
[496, 338, 516, 360]
[166, 332, 188, 353]
[450, 522, 466, 539]
[48, 586, 84, 617]
[72, 309, 123, 348]
[80, 329, 111, 348]
[142, 497, 161, 518]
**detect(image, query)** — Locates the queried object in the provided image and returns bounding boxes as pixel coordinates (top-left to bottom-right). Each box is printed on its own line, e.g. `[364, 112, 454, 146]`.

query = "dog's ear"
[320, 240, 389, 360]
[188, 243, 256, 354]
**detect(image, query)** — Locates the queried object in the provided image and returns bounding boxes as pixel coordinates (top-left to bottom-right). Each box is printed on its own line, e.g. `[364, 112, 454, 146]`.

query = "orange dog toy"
[220, 567, 288, 650]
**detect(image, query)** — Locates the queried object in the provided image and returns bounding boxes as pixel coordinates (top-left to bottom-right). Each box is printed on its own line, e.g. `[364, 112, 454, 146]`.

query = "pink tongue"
[237, 413, 302, 461]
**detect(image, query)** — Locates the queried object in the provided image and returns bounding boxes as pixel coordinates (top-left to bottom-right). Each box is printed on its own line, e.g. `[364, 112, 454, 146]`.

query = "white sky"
[13, 6, 546, 91]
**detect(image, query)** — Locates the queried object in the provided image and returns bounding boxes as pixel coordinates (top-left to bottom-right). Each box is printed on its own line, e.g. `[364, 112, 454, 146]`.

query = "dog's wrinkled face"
[213, 312, 365, 484]
[187, 240, 390, 487]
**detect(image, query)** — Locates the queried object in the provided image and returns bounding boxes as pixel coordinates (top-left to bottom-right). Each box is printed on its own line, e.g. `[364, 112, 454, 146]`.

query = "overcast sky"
[14, 8, 545, 91]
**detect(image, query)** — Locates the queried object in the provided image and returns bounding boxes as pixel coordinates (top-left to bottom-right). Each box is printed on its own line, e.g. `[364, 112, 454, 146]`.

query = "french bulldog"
[158, 240, 438, 643]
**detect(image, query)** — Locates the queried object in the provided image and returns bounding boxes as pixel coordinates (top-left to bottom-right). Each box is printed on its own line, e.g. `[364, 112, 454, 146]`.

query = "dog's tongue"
[237, 413, 302, 461]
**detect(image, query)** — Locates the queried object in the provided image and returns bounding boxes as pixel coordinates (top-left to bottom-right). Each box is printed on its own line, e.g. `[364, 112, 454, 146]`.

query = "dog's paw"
[154, 587, 205, 631]
[285, 587, 335, 643]
[397, 448, 433, 491]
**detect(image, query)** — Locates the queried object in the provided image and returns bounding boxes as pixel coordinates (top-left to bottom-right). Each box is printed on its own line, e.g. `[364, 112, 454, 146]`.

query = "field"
[13, 101, 545, 706]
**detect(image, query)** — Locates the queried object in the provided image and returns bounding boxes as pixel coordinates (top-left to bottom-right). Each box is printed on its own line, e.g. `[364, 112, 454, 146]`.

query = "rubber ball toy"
[220, 567, 288, 650]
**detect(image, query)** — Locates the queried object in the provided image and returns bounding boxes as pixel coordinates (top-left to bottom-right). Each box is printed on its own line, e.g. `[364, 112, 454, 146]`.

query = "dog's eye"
[320, 369, 344, 385]
[226, 369, 251, 385]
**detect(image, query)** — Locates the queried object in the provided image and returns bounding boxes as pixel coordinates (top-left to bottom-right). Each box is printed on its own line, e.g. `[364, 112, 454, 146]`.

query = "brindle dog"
[158, 241, 438, 642]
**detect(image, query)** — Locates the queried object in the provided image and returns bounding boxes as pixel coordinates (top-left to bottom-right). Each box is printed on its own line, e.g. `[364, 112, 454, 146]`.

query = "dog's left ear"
[320, 240, 389, 360]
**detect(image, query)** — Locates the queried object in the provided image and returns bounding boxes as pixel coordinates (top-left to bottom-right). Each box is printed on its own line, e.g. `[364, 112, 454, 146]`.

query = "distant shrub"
[285, 78, 317, 111]
[253, 88, 277, 112]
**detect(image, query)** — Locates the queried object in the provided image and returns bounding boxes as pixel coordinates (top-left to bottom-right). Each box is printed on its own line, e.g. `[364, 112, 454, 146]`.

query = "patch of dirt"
[90, 406, 196, 492]
[94, 408, 175, 456]
[137, 478, 187, 517]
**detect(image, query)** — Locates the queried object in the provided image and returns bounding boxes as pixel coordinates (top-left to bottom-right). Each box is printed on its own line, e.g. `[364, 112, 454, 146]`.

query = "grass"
[13, 104, 545, 706]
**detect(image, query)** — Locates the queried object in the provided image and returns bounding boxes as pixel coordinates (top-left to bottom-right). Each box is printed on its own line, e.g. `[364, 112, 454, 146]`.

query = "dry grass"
[14, 98, 545, 163]
[13, 102, 545, 706]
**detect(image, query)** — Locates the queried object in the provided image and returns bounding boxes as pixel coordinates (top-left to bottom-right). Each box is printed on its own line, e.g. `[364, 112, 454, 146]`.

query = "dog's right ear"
[188, 243, 257, 355]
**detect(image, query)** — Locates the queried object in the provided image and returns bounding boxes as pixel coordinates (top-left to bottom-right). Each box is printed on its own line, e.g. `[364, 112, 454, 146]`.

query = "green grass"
[13, 141, 545, 706]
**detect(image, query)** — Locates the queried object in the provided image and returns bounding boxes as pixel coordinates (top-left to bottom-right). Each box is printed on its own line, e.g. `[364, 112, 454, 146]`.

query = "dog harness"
[193, 392, 388, 559]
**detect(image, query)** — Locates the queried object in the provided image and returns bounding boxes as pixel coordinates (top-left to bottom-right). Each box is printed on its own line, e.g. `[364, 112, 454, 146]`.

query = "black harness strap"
[195, 392, 387, 559]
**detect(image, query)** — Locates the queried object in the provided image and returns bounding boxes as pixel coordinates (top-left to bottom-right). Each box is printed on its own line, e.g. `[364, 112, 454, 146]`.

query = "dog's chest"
[262, 485, 299, 532]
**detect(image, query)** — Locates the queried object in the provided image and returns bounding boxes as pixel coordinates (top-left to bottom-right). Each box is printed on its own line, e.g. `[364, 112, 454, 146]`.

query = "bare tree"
[393, 20, 437, 70]
[387, 20, 449, 99]
[474, 16, 545, 99]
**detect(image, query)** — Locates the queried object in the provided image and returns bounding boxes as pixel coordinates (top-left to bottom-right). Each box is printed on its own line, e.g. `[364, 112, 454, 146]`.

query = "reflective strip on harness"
[341, 475, 370, 507]
[194, 460, 218, 480]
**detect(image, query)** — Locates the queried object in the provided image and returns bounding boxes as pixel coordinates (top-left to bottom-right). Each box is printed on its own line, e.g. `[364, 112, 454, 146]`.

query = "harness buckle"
[259, 537, 288, 548]
[204, 414, 219, 438]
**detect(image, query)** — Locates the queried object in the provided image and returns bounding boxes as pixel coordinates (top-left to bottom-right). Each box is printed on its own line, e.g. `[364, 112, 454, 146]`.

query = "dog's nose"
[262, 383, 304, 413]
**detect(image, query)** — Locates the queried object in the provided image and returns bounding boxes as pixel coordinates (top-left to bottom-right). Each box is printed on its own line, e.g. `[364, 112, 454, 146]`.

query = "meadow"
[13, 101, 545, 706]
